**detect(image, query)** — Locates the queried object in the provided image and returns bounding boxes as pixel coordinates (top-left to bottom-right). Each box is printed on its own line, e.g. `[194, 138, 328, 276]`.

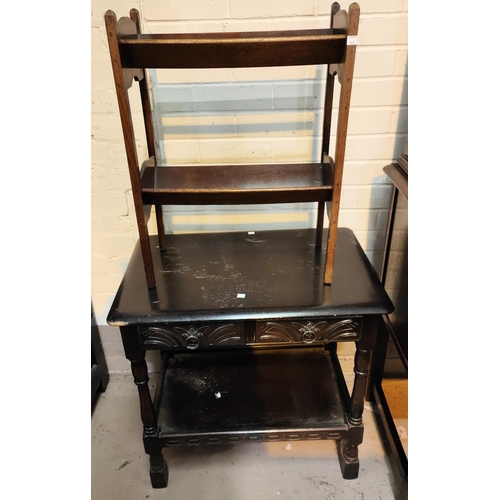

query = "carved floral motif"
[257, 319, 360, 344]
[142, 324, 244, 349]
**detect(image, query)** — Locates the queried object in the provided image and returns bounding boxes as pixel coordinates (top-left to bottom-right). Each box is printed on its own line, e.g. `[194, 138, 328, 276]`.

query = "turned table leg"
[338, 316, 378, 479]
[120, 326, 168, 488]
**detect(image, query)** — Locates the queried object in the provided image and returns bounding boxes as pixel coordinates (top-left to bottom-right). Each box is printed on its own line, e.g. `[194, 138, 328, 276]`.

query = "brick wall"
[91, 0, 408, 372]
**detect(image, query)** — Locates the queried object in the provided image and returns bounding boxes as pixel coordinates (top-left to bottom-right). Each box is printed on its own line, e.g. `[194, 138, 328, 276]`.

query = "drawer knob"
[182, 326, 204, 350]
[299, 322, 319, 344]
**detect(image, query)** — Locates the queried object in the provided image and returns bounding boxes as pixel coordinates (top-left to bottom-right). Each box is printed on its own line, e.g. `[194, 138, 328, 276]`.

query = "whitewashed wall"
[91, 0, 408, 372]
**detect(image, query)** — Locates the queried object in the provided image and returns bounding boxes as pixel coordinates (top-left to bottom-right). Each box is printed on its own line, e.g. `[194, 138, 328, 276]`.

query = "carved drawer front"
[140, 323, 245, 350]
[255, 318, 361, 345]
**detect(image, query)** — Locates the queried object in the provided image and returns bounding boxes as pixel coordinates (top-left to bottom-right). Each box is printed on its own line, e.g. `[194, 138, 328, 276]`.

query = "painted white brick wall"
[91, 0, 408, 373]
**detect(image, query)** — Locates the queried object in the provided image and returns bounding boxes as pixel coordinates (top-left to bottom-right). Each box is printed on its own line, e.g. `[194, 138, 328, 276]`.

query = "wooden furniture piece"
[104, 2, 360, 288]
[107, 227, 393, 488]
[91, 303, 109, 407]
[104, 2, 394, 490]
[369, 146, 408, 493]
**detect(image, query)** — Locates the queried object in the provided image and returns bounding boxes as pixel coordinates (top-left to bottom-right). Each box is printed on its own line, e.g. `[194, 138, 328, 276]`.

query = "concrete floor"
[92, 372, 406, 500]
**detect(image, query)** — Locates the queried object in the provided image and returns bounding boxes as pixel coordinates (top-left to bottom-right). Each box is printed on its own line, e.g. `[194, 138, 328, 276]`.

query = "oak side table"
[107, 227, 393, 488]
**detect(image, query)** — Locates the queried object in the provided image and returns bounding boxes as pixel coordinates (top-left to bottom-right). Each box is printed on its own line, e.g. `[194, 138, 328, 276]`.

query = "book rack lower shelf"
[140, 163, 333, 205]
[157, 346, 349, 447]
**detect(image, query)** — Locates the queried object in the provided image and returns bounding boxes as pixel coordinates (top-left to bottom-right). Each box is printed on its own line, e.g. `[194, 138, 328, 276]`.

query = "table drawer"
[140, 322, 245, 350]
[255, 318, 361, 345]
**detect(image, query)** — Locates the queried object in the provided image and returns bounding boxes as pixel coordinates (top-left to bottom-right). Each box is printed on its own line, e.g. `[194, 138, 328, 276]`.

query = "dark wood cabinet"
[369, 146, 408, 493]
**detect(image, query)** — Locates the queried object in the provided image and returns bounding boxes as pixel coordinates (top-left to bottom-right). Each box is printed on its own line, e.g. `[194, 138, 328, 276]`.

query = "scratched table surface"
[107, 227, 393, 325]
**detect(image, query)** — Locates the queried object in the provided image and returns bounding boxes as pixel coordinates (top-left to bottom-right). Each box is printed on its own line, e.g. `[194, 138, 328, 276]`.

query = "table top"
[107, 227, 393, 325]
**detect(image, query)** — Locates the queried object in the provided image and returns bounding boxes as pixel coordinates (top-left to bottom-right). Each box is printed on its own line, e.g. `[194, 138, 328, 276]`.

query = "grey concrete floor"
[92, 374, 404, 500]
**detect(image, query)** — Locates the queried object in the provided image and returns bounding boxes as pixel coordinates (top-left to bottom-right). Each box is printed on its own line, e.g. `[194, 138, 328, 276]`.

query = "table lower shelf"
[157, 346, 349, 447]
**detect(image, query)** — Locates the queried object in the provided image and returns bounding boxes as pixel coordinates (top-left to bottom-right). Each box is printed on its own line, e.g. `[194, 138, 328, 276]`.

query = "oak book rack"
[105, 3, 394, 490]
[104, 2, 359, 288]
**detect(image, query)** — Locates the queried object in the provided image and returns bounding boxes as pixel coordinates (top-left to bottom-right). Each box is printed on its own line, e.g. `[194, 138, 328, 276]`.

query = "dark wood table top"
[107, 227, 393, 325]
